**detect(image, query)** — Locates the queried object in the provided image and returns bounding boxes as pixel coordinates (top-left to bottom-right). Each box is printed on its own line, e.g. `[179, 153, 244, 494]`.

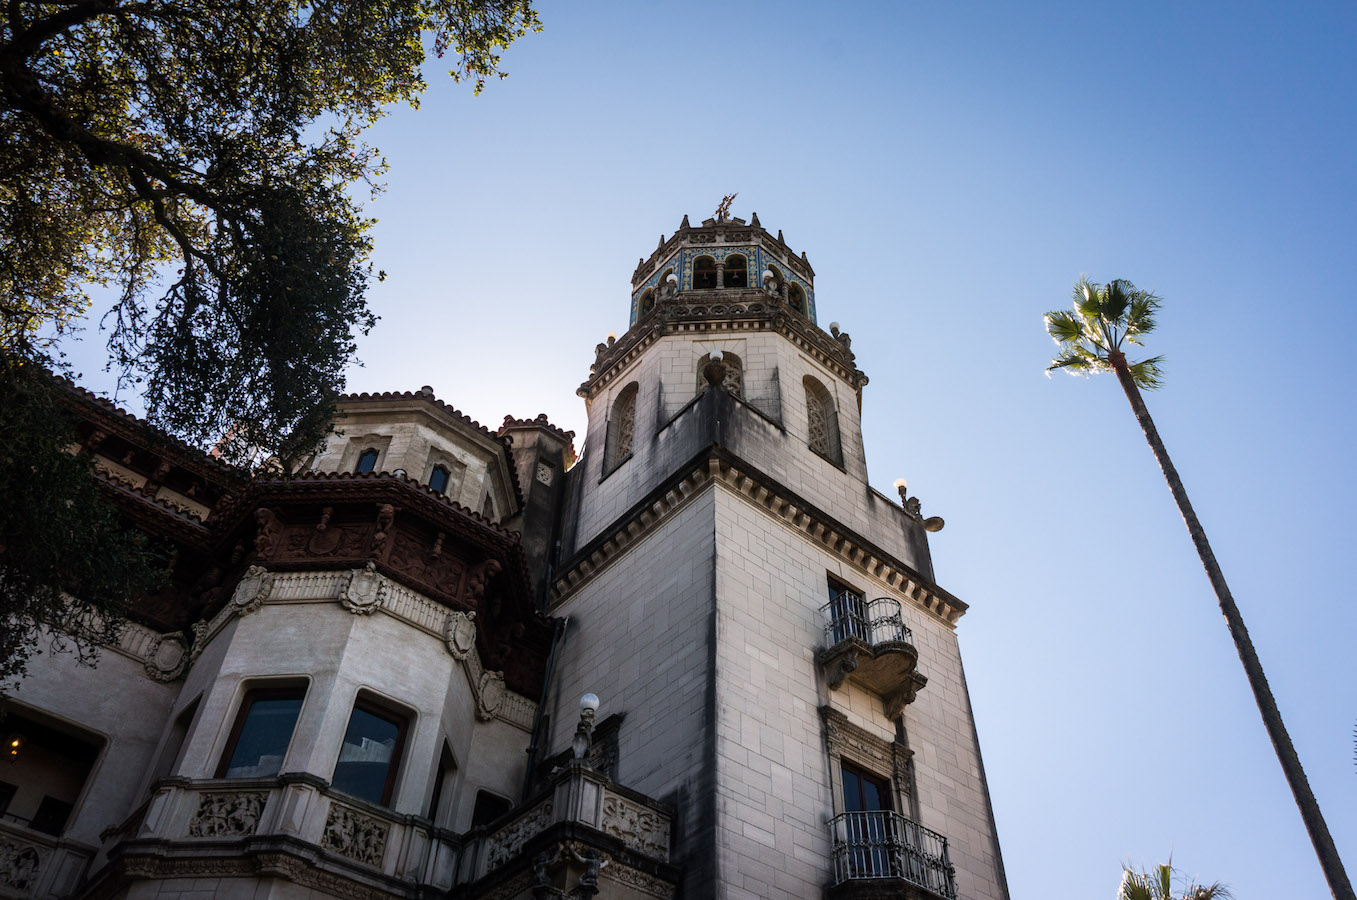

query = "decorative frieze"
[186, 791, 267, 837]
[602, 862, 677, 899]
[484, 800, 553, 871]
[0, 838, 44, 893]
[321, 803, 389, 868]
[600, 793, 670, 859]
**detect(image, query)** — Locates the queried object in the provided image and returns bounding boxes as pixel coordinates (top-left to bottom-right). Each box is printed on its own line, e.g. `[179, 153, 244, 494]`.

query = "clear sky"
[65, 2, 1356, 896]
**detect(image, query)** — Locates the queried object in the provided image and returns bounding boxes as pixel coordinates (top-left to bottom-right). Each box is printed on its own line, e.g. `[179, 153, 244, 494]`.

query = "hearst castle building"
[3, 213, 1009, 900]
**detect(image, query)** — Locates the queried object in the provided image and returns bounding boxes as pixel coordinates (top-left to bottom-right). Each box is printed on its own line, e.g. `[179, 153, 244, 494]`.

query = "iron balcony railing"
[828, 810, 957, 898]
[822, 593, 912, 648]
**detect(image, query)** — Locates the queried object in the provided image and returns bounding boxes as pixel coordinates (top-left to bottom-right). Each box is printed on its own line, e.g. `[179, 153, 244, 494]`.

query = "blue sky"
[65, 2, 1356, 896]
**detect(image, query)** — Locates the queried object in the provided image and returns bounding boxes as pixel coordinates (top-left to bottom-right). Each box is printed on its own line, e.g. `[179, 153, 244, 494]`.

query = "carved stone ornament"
[321, 803, 389, 868]
[600, 793, 670, 858]
[230, 565, 275, 616]
[144, 632, 190, 682]
[340, 562, 386, 615]
[535, 462, 554, 486]
[602, 862, 676, 899]
[187, 791, 267, 837]
[189, 618, 210, 662]
[444, 610, 477, 660]
[476, 669, 507, 720]
[485, 800, 554, 871]
[0, 838, 45, 893]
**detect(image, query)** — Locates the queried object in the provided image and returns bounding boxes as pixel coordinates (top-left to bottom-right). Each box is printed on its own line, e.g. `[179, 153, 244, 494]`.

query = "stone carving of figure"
[568, 845, 609, 894]
[253, 507, 282, 556]
[465, 558, 503, 600]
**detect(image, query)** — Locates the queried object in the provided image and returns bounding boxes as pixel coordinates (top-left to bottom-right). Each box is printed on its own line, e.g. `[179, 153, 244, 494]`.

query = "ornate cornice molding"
[578, 301, 864, 401]
[550, 448, 966, 626]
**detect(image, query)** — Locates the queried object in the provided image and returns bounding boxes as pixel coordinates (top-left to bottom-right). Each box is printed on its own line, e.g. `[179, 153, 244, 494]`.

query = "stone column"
[715, 262, 725, 289]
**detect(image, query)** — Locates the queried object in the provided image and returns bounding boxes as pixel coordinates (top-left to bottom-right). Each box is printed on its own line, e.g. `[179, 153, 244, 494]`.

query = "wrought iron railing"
[822, 594, 912, 647]
[828, 811, 957, 898]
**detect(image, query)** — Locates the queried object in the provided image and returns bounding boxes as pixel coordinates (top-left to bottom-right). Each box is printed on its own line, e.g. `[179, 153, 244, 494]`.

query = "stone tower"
[541, 211, 1010, 899]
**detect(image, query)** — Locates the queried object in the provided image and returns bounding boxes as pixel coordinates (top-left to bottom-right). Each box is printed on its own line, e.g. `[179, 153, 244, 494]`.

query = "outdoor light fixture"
[573, 693, 600, 763]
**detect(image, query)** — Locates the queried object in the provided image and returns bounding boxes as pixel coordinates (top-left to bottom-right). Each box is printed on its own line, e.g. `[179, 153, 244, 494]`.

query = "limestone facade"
[5, 212, 1005, 900]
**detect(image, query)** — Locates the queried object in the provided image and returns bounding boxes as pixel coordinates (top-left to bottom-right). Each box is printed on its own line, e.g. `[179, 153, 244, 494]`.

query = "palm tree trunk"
[1109, 353, 1354, 900]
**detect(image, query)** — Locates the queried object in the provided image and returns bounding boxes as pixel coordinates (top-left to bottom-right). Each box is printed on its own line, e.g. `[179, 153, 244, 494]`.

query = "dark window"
[332, 700, 407, 807]
[841, 761, 891, 812]
[828, 577, 867, 644]
[470, 790, 513, 829]
[429, 465, 450, 494]
[427, 743, 456, 824]
[725, 254, 748, 288]
[0, 781, 15, 817]
[150, 698, 200, 787]
[693, 256, 717, 289]
[217, 688, 305, 779]
[789, 283, 806, 314]
[30, 797, 73, 836]
[840, 762, 894, 878]
[639, 289, 656, 316]
[355, 448, 379, 474]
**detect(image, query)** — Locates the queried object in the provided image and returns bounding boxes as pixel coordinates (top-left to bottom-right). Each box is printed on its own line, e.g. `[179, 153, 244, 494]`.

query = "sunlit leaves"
[1044, 277, 1165, 389]
[1118, 860, 1232, 900]
[1, 0, 540, 465]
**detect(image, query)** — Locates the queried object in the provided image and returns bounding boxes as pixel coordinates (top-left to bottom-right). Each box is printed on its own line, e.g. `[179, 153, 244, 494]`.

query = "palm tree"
[1045, 278, 1354, 900]
[1118, 860, 1231, 900]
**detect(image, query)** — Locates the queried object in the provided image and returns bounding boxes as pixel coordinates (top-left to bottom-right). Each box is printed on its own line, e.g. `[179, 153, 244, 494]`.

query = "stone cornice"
[550, 448, 966, 626]
[579, 300, 865, 401]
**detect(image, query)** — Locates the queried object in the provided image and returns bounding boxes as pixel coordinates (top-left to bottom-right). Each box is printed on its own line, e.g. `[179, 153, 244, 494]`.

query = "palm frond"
[1103, 278, 1132, 325]
[1128, 354, 1165, 389]
[1044, 309, 1086, 345]
[1124, 289, 1162, 342]
[1046, 347, 1105, 378]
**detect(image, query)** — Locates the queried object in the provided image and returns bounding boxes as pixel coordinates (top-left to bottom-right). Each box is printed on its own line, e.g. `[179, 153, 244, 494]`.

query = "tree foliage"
[1044, 277, 1164, 390]
[1, 0, 540, 463]
[0, 0, 539, 684]
[0, 350, 166, 689]
[1118, 860, 1231, 900]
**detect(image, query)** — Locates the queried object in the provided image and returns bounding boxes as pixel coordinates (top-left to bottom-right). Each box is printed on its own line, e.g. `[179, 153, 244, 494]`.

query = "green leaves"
[1044, 276, 1166, 389]
[1, 0, 541, 465]
[1118, 860, 1233, 900]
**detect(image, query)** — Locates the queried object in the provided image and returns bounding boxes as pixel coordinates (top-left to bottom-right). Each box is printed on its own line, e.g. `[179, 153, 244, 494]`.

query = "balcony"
[0, 818, 97, 898]
[819, 595, 928, 718]
[827, 811, 957, 900]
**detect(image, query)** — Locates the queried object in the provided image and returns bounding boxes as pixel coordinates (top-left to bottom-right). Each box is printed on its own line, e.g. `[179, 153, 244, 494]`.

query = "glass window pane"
[223, 695, 303, 778]
[356, 449, 379, 474]
[429, 466, 449, 494]
[332, 706, 403, 806]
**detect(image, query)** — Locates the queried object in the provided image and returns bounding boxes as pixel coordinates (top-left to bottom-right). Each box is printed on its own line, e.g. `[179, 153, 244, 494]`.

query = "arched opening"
[355, 448, 379, 474]
[428, 465, 450, 494]
[605, 381, 639, 473]
[724, 254, 748, 288]
[697, 352, 744, 399]
[639, 289, 656, 317]
[803, 375, 841, 463]
[788, 284, 806, 315]
[693, 256, 717, 290]
[765, 264, 785, 294]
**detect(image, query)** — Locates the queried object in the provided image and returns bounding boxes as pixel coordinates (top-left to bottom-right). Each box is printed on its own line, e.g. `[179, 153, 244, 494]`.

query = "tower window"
[697, 352, 744, 399]
[639, 289, 656, 317]
[217, 686, 306, 779]
[804, 375, 842, 464]
[788, 284, 807, 315]
[355, 448, 379, 474]
[604, 381, 639, 473]
[693, 256, 717, 290]
[724, 254, 748, 288]
[429, 464, 450, 494]
[331, 698, 408, 807]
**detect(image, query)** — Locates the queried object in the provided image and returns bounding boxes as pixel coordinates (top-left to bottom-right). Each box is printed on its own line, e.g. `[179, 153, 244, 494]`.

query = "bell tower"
[543, 210, 1009, 899]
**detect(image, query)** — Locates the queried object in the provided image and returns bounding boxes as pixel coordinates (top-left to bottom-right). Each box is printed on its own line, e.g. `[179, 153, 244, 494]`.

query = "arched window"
[724, 254, 747, 288]
[697, 352, 744, 399]
[355, 448, 379, 474]
[693, 256, 717, 290]
[605, 381, 639, 472]
[481, 494, 496, 520]
[765, 264, 785, 295]
[804, 375, 841, 463]
[428, 465, 450, 494]
[788, 284, 806, 315]
[639, 289, 656, 317]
